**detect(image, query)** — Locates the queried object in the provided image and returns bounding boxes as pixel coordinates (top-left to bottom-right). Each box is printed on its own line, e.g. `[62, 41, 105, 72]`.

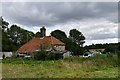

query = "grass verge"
[2, 54, 118, 78]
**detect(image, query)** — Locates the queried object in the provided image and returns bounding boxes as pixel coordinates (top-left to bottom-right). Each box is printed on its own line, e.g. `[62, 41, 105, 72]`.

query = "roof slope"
[16, 36, 65, 53]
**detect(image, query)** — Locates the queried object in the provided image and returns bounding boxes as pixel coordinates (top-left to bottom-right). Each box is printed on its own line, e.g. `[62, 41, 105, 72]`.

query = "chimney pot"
[40, 26, 46, 37]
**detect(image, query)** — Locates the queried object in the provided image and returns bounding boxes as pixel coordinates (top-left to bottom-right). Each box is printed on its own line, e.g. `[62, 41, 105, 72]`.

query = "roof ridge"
[16, 35, 65, 53]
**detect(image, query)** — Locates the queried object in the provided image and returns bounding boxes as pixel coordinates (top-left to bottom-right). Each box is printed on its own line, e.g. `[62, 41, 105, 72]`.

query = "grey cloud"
[2, 2, 118, 27]
[86, 25, 118, 40]
[2, 2, 118, 43]
[88, 32, 118, 40]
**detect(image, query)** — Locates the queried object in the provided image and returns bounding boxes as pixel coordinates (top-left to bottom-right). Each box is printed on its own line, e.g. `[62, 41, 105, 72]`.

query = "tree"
[35, 32, 44, 37]
[1, 17, 35, 52]
[2, 29, 11, 51]
[51, 30, 67, 43]
[1, 16, 9, 31]
[65, 39, 85, 55]
[1, 17, 11, 51]
[35, 32, 41, 37]
[7, 25, 35, 51]
[51, 29, 85, 55]
[105, 45, 118, 53]
[69, 29, 85, 47]
[1, 19, 35, 52]
[33, 50, 46, 60]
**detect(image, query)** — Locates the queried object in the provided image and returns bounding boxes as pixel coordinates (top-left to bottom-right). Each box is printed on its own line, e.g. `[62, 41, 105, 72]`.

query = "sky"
[1, 1, 119, 46]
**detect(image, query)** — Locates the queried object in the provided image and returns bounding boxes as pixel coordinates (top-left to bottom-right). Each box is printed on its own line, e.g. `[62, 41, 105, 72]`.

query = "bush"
[33, 50, 46, 60]
[105, 45, 118, 53]
[46, 52, 63, 60]
[46, 53, 56, 60]
[33, 50, 63, 60]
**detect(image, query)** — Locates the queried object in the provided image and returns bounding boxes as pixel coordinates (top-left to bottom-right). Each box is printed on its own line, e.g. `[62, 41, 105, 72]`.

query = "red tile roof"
[16, 36, 65, 53]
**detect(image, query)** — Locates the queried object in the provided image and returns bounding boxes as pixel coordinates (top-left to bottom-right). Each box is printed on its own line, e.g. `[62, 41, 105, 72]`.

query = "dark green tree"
[1, 17, 11, 51]
[35, 32, 42, 37]
[1, 16, 9, 31]
[51, 29, 85, 55]
[1, 17, 35, 52]
[33, 50, 46, 60]
[7, 25, 35, 51]
[69, 29, 85, 47]
[51, 30, 67, 43]
[65, 39, 85, 55]
[105, 45, 118, 53]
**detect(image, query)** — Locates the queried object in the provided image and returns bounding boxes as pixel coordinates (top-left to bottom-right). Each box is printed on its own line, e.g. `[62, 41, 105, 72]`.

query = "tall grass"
[2, 54, 118, 78]
[63, 54, 118, 71]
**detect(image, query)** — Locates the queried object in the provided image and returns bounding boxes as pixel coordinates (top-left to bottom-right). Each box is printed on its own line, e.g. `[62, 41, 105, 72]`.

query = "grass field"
[2, 54, 118, 78]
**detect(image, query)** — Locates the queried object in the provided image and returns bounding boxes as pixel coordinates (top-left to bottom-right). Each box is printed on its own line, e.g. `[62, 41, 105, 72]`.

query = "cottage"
[16, 26, 65, 54]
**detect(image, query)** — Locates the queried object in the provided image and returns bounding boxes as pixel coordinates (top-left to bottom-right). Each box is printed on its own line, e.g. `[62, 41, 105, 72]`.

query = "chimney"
[40, 26, 46, 37]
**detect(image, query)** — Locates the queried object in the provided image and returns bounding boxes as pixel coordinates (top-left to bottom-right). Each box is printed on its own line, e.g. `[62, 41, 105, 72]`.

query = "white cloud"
[2, 2, 118, 45]
[41, 18, 118, 45]
[51, 18, 118, 39]
[85, 38, 118, 46]
[14, 17, 118, 46]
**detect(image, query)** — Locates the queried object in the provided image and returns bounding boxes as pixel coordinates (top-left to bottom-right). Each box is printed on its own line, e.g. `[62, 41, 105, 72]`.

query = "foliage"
[69, 29, 85, 47]
[7, 25, 35, 46]
[2, 54, 118, 78]
[51, 29, 85, 55]
[46, 52, 63, 60]
[85, 43, 119, 54]
[0, 16, 9, 31]
[65, 39, 85, 55]
[85, 43, 118, 49]
[1, 17, 85, 54]
[0, 17, 2, 26]
[35, 32, 42, 37]
[33, 51, 63, 60]
[33, 50, 46, 60]
[1, 17, 35, 51]
[51, 30, 67, 43]
[1, 17, 12, 51]
[104, 45, 118, 53]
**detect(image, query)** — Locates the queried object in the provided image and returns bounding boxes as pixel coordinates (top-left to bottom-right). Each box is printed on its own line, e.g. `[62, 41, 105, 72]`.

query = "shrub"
[105, 45, 118, 53]
[33, 50, 63, 60]
[46, 53, 56, 60]
[33, 50, 46, 60]
[46, 52, 63, 60]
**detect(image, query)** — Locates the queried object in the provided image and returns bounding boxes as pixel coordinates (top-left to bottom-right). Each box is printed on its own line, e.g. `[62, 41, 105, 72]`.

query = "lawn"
[2, 54, 118, 78]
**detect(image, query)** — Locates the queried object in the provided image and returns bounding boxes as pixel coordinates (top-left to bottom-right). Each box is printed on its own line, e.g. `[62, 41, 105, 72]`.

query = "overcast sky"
[2, 2, 118, 46]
